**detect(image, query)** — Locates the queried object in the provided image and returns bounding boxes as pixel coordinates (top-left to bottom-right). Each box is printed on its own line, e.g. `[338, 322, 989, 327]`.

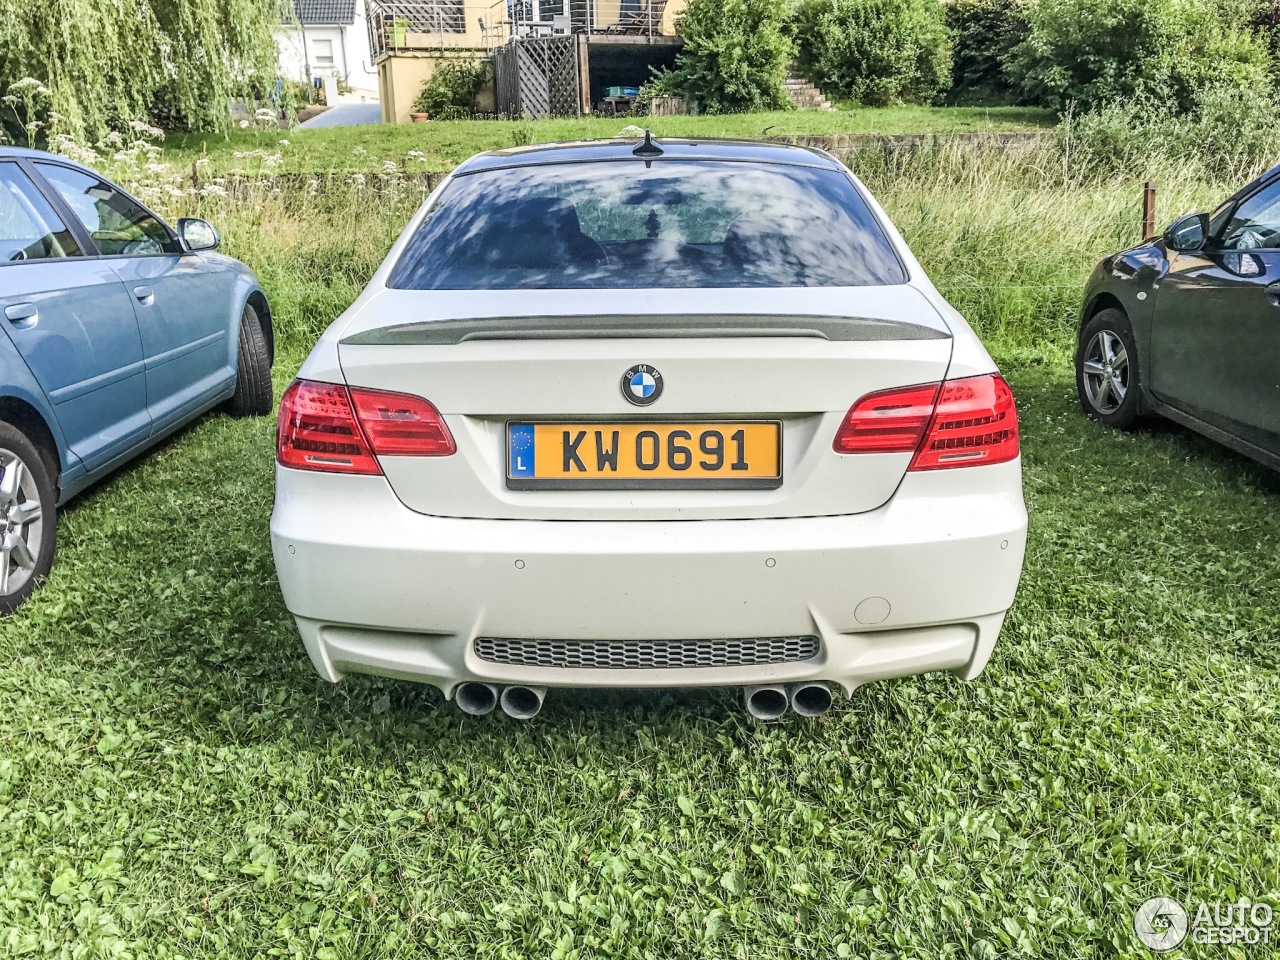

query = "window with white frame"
[312, 38, 335, 67]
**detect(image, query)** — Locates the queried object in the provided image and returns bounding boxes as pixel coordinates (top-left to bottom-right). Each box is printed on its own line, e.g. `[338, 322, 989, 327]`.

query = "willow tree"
[0, 0, 287, 141]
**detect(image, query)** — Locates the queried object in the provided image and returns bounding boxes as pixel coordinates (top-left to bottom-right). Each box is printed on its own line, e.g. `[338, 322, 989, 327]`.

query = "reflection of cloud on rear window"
[390, 161, 906, 290]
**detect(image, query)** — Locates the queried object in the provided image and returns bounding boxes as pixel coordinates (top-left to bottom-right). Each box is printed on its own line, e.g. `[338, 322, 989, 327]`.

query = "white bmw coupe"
[271, 136, 1027, 720]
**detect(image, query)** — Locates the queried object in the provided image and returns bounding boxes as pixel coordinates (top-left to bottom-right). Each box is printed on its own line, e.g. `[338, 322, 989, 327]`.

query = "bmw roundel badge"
[622, 364, 663, 406]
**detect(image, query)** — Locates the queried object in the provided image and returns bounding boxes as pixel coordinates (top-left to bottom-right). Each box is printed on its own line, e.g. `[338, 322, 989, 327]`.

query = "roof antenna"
[633, 128, 663, 159]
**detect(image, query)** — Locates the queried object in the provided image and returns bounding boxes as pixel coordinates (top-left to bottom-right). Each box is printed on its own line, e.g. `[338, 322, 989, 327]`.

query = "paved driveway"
[299, 104, 382, 129]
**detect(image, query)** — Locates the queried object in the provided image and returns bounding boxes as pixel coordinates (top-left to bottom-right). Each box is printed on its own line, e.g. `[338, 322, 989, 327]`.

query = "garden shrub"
[1007, 0, 1273, 114]
[413, 59, 490, 119]
[1247, 0, 1280, 58]
[793, 0, 952, 107]
[658, 0, 793, 113]
[945, 0, 1029, 103]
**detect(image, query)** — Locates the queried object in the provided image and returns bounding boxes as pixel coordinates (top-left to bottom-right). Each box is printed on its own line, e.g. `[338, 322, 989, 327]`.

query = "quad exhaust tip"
[455, 681, 499, 716]
[744, 684, 790, 721]
[499, 685, 546, 720]
[788, 682, 833, 718]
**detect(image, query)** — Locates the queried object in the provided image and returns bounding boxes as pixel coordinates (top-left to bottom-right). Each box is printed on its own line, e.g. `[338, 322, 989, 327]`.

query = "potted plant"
[408, 61, 489, 124]
[410, 84, 431, 122]
[391, 17, 410, 47]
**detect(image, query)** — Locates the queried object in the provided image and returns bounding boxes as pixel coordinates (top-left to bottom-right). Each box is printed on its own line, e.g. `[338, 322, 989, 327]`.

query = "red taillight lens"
[276, 380, 455, 474]
[277, 380, 381, 474]
[348, 387, 456, 457]
[910, 373, 1019, 471]
[833, 374, 1019, 470]
[832, 382, 942, 454]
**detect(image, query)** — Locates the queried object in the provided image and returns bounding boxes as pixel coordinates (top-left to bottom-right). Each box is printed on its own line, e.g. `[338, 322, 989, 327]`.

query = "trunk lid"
[336, 287, 953, 521]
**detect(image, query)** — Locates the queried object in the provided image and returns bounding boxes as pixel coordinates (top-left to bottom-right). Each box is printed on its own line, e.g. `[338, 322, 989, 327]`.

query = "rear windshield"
[388, 159, 907, 290]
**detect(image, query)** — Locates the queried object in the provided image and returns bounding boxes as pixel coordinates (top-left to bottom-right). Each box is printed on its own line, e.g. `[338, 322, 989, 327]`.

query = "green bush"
[945, 0, 1029, 102]
[1248, 0, 1280, 57]
[659, 0, 793, 113]
[1007, 0, 1273, 114]
[793, 0, 952, 107]
[412, 59, 489, 119]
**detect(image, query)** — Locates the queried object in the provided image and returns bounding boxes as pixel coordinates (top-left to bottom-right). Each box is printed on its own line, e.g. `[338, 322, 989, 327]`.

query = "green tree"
[793, 0, 952, 107]
[946, 0, 1029, 102]
[0, 0, 286, 142]
[659, 0, 794, 114]
[1007, 0, 1272, 113]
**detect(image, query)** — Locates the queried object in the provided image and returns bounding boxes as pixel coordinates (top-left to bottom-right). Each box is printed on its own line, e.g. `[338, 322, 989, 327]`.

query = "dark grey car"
[1076, 163, 1280, 471]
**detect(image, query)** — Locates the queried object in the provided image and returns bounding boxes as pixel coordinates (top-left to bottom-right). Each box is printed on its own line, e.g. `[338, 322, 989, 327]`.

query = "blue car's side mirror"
[178, 217, 220, 252]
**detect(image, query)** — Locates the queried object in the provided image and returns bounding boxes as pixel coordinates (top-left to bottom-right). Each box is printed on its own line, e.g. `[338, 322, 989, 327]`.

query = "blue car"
[0, 147, 273, 612]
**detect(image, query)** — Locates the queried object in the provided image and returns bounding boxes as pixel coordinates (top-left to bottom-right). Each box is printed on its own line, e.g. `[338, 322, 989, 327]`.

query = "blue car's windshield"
[388, 160, 907, 290]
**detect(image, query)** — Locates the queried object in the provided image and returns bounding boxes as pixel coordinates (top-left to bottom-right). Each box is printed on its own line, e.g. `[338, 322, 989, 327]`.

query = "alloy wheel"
[1081, 329, 1130, 416]
[0, 448, 45, 597]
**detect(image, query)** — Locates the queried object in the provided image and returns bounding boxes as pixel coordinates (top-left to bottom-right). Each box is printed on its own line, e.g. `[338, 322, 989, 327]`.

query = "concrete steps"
[784, 67, 835, 111]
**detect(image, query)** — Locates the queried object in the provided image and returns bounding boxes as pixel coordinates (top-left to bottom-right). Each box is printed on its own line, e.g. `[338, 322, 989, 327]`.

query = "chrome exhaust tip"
[788, 682, 833, 718]
[499, 685, 546, 720]
[455, 681, 499, 716]
[744, 684, 789, 721]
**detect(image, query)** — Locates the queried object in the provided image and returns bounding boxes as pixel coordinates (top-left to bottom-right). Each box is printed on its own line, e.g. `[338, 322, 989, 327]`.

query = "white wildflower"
[7, 77, 50, 97]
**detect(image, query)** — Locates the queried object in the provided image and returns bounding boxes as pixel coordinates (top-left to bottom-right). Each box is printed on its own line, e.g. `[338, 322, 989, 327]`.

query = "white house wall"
[276, 0, 379, 99]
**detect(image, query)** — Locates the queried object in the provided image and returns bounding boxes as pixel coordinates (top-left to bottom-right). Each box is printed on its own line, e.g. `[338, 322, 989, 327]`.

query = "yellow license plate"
[506, 421, 782, 489]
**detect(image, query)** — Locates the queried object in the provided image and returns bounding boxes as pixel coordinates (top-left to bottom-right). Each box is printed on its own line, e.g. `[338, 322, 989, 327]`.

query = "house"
[368, 0, 687, 123]
[277, 0, 380, 101]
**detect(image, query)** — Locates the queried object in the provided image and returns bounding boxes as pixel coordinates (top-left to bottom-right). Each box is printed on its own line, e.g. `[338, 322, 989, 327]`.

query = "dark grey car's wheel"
[225, 303, 273, 418]
[0, 422, 56, 614]
[1077, 308, 1144, 430]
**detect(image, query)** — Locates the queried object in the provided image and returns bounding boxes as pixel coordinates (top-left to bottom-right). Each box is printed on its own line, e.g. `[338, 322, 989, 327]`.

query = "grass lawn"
[163, 106, 1054, 175]
[3, 139, 1278, 957]
[3, 360, 1278, 957]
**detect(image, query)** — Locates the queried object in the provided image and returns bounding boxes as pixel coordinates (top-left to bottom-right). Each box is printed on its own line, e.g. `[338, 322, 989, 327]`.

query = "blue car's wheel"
[0, 421, 55, 614]
[225, 302, 272, 418]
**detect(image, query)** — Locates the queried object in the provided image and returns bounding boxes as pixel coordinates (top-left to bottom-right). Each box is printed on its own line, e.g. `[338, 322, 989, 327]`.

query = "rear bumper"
[270, 461, 1027, 696]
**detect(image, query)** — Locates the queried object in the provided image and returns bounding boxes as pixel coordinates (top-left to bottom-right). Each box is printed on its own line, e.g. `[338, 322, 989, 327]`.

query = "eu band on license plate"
[506, 421, 782, 490]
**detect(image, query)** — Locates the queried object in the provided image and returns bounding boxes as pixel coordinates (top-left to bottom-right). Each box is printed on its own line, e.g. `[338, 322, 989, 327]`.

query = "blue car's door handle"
[4, 302, 38, 326]
[133, 285, 154, 303]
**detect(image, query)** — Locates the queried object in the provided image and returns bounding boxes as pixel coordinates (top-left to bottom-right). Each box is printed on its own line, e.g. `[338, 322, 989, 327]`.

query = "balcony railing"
[367, 0, 676, 57]
[367, 0, 512, 56]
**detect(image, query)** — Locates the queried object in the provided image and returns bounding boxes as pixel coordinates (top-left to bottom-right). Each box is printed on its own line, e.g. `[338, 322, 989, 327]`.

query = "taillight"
[276, 380, 455, 474]
[832, 382, 942, 454]
[833, 374, 1018, 470]
[348, 387, 456, 457]
[277, 380, 380, 474]
[910, 374, 1018, 470]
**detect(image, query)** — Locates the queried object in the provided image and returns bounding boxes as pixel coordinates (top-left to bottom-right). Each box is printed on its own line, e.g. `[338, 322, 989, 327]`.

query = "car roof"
[454, 137, 845, 174]
[0, 145, 95, 172]
[0, 146, 62, 161]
